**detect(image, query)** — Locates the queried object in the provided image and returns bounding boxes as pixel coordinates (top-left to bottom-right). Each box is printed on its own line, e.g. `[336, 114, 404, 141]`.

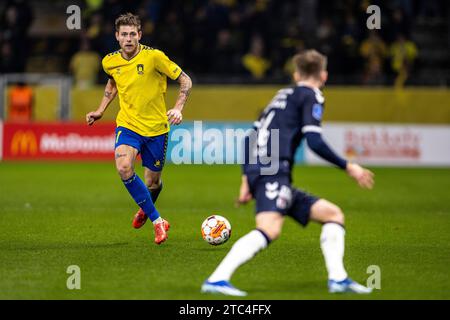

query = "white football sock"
[208, 230, 269, 282]
[320, 223, 348, 282]
[152, 217, 163, 225]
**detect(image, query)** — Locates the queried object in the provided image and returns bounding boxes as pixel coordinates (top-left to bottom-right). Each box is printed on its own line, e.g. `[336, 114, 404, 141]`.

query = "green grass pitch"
[0, 162, 449, 300]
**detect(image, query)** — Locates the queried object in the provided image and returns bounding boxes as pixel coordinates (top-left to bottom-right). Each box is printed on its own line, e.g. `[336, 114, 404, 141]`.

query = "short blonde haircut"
[115, 13, 141, 32]
[293, 50, 328, 79]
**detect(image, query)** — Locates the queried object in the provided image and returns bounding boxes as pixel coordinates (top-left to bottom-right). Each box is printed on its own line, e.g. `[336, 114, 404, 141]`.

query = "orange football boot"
[154, 219, 170, 245]
[132, 208, 148, 229]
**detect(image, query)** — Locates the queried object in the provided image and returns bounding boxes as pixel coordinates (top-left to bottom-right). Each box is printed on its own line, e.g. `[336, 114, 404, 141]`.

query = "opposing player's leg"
[202, 174, 291, 296]
[310, 199, 372, 294]
[202, 212, 282, 296]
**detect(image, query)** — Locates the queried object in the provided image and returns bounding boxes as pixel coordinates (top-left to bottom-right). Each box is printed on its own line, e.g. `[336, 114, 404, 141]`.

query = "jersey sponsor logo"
[137, 64, 144, 75]
[312, 104, 323, 121]
[11, 130, 38, 156]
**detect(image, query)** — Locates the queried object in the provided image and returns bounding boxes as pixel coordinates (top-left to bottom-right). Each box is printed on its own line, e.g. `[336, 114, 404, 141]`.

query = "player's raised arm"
[167, 72, 192, 125]
[86, 78, 118, 126]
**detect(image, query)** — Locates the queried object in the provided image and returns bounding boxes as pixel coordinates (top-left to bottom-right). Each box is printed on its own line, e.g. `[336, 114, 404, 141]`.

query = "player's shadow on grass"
[0, 242, 130, 251]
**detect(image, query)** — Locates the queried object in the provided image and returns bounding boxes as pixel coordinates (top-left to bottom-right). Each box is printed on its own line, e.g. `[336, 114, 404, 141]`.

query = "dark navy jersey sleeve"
[301, 90, 324, 135]
[305, 132, 348, 170]
[299, 88, 347, 170]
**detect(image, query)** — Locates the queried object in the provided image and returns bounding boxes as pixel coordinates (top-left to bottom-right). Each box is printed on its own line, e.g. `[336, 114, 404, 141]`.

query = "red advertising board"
[2, 122, 116, 160]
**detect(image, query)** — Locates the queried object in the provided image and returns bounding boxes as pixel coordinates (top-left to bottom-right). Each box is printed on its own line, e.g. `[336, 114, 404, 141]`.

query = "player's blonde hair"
[293, 50, 328, 79]
[115, 13, 141, 32]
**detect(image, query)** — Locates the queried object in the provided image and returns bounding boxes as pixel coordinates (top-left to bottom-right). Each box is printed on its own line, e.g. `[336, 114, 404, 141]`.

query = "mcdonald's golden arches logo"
[11, 130, 38, 156]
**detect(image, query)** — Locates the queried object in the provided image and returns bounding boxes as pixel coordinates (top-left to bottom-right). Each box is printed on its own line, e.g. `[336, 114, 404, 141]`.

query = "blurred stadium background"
[2, 0, 450, 84]
[1, 0, 449, 165]
[1, 0, 449, 124]
[0, 0, 449, 300]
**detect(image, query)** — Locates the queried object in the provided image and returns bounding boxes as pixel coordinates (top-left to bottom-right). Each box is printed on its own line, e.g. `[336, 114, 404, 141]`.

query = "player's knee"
[312, 200, 345, 225]
[145, 177, 161, 190]
[327, 205, 345, 225]
[117, 163, 134, 180]
[258, 224, 282, 241]
[267, 227, 282, 241]
[256, 213, 284, 241]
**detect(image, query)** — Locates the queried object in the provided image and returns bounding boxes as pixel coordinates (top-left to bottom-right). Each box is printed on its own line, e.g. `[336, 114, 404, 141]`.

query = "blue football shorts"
[115, 126, 168, 172]
[247, 172, 320, 227]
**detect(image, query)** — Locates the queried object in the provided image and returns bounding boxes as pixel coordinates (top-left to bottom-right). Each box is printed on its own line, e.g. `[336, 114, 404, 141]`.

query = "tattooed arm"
[86, 78, 118, 125]
[167, 72, 192, 125]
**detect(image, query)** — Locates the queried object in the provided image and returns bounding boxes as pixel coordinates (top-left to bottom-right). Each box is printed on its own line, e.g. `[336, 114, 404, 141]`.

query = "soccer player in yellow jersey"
[86, 13, 192, 245]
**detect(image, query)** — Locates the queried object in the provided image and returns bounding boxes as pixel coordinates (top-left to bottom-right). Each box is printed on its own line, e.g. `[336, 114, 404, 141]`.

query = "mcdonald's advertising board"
[2, 123, 116, 160]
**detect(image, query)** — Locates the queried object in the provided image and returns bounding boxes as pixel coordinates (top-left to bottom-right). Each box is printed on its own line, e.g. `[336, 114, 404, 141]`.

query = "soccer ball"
[201, 215, 232, 246]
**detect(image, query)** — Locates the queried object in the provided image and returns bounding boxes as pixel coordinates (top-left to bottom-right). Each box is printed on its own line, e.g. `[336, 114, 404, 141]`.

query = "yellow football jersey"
[102, 44, 182, 137]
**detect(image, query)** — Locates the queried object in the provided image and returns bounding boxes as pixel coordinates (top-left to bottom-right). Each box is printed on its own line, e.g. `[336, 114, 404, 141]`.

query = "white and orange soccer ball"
[201, 215, 232, 246]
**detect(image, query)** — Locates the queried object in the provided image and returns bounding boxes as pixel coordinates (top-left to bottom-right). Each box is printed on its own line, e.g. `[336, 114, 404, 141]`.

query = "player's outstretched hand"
[346, 163, 374, 189]
[235, 175, 253, 207]
[167, 109, 183, 125]
[86, 111, 103, 126]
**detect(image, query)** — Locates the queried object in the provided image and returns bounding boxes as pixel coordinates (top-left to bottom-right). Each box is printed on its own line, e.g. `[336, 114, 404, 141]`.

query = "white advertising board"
[306, 123, 450, 167]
